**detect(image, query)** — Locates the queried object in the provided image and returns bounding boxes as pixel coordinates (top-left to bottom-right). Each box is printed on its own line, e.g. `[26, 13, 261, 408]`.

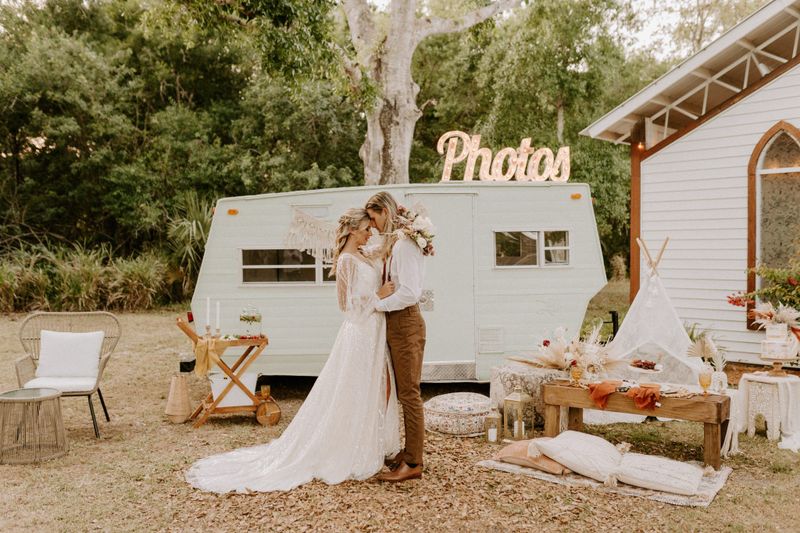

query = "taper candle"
[215, 301, 220, 331]
[205, 297, 211, 330]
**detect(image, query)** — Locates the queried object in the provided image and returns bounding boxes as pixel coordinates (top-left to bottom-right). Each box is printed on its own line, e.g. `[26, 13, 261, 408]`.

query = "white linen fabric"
[615, 453, 704, 496]
[36, 330, 103, 378]
[735, 372, 800, 452]
[24, 376, 97, 392]
[604, 267, 704, 386]
[536, 430, 622, 482]
[375, 237, 424, 312]
[186, 253, 401, 493]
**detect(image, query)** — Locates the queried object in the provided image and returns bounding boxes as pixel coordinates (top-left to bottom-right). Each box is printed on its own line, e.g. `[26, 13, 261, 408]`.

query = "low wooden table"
[177, 318, 275, 428]
[542, 380, 731, 469]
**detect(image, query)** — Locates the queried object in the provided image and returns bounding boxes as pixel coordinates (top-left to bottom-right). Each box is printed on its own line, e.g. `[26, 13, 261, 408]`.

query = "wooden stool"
[0, 388, 68, 464]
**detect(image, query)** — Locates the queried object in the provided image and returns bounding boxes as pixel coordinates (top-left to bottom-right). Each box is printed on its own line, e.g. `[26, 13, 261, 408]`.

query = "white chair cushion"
[537, 430, 622, 482]
[616, 453, 704, 496]
[424, 392, 491, 436]
[25, 376, 97, 393]
[36, 330, 104, 378]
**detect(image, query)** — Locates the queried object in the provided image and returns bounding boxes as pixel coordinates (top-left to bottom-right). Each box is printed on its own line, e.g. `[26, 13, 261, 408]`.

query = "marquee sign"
[437, 130, 570, 183]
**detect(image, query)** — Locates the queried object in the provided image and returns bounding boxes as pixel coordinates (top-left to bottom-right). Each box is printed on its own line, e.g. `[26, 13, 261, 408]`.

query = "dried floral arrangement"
[747, 302, 800, 340]
[685, 323, 726, 371]
[509, 324, 627, 375]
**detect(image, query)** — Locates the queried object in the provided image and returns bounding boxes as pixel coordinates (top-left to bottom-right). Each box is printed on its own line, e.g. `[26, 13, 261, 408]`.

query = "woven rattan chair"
[15, 312, 121, 438]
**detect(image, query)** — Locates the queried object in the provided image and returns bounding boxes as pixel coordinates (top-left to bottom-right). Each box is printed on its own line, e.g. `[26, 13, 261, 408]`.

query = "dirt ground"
[1, 307, 799, 532]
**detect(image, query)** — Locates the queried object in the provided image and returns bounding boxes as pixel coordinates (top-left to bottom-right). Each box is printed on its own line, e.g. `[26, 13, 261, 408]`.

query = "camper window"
[241, 249, 323, 283]
[495, 232, 538, 267]
[543, 231, 570, 265]
[494, 231, 570, 268]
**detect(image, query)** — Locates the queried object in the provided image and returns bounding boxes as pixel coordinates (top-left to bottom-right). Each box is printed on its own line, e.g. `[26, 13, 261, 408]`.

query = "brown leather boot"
[376, 461, 422, 482]
[383, 452, 405, 471]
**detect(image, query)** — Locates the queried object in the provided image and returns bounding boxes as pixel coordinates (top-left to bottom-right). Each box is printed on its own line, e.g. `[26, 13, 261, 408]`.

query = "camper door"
[404, 192, 477, 381]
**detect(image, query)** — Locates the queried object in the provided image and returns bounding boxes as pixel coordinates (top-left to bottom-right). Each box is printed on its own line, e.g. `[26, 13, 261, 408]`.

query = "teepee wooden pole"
[652, 237, 670, 271]
[636, 238, 655, 270]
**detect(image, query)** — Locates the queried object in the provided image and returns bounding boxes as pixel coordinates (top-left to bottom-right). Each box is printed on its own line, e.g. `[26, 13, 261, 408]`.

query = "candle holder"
[503, 386, 532, 441]
[484, 410, 502, 443]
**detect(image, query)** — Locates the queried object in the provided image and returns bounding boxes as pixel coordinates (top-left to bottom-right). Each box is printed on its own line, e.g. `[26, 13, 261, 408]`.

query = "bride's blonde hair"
[329, 208, 371, 278]
[365, 191, 399, 259]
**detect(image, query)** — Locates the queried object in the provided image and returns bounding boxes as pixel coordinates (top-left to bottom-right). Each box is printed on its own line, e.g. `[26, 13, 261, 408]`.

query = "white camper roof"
[580, 0, 800, 146]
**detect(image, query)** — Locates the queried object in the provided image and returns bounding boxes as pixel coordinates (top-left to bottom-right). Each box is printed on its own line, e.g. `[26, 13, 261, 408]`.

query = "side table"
[739, 372, 800, 442]
[0, 388, 68, 464]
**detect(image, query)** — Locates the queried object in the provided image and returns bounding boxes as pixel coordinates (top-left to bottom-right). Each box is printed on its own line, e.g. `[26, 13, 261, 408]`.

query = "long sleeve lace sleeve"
[336, 254, 379, 324]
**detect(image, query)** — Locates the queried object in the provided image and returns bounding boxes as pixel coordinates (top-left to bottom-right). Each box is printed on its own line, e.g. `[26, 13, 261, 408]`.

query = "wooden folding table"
[176, 318, 275, 428]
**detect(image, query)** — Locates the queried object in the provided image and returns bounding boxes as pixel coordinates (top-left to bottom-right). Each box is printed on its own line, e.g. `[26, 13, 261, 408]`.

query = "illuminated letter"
[526, 148, 554, 181]
[550, 146, 571, 182]
[514, 138, 534, 181]
[490, 147, 518, 181]
[465, 134, 492, 181]
[437, 131, 472, 181]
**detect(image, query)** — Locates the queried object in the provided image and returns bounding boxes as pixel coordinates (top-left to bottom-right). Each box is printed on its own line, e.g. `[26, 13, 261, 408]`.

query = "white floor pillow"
[424, 392, 491, 436]
[616, 453, 704, 496]
[36, 330, 104, 378]
[536, 431, 622, 483]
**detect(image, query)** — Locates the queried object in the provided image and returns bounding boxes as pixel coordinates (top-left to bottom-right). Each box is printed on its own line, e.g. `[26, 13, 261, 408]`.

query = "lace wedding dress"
[186, 253, 400, 493]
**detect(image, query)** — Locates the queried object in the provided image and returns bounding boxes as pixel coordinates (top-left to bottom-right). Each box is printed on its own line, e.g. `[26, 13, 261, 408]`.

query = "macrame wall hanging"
[285, 207, 336, 262]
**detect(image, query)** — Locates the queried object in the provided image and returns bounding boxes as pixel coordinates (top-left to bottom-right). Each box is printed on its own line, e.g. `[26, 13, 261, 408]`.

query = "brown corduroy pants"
[386, 304, 426, 466]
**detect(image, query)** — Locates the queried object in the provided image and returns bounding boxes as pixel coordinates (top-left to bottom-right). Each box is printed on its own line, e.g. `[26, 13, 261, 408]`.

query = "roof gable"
[582, 0, 800, 148]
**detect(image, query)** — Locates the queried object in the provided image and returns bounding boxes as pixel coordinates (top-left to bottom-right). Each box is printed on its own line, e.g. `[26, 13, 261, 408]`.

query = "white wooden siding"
[640, 61, 800, 364]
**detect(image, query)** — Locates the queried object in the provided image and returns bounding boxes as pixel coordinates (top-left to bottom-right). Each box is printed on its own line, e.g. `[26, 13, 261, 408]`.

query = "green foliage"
[0, 243, 170, 311]
[109, 253, 167, 310]
[167, 191, 213, 297]
[1, 0, 689, 301]
[747, 264, 800, 309]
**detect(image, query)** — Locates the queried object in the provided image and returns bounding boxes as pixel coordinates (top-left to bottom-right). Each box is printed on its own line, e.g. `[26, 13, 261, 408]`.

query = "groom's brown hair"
[365, 191, 399, 258]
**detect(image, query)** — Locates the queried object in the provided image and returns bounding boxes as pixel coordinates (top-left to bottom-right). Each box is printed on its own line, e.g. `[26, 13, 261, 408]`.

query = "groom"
[366, 192, 426, 482]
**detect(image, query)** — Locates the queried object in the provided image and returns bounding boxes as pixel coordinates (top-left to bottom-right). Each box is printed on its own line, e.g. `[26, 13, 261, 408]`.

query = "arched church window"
[757, 131, 800, 271]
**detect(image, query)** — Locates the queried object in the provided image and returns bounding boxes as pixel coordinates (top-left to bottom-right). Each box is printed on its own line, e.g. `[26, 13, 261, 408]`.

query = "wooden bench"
[542, 380, 731, 469]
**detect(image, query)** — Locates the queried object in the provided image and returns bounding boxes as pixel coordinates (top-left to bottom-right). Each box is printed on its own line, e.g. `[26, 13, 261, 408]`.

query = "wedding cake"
[760, 324, 796, 361]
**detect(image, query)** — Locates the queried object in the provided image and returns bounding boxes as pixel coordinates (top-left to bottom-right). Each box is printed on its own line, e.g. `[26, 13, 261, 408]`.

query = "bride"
[186, 208, 400, 493]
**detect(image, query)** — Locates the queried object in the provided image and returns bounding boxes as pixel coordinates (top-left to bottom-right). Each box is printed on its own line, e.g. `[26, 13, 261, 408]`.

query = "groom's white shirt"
[375, 237, 425, 312]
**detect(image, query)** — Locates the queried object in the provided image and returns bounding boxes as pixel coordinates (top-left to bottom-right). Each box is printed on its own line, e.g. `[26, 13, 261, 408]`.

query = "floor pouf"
[424, 392, 491, 437]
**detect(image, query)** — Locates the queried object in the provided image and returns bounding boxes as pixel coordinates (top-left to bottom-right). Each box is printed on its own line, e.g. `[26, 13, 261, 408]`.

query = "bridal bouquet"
[394, 205, 435, 256]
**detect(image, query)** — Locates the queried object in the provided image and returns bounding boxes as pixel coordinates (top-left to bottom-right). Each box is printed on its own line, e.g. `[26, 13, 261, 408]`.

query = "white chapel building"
[583, 0, 800, 364]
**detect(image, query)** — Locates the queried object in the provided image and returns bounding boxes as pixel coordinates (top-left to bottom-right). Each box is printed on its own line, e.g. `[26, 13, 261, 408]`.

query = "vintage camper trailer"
[192, 182, 606, 381]
[582, 0, 800, 364]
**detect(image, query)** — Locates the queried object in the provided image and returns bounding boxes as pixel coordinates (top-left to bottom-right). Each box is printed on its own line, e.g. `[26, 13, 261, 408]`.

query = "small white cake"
[761, 324, 796, 361]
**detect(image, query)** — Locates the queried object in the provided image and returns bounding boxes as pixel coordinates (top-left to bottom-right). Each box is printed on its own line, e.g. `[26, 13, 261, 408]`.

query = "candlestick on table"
[215, 301, 220, 332]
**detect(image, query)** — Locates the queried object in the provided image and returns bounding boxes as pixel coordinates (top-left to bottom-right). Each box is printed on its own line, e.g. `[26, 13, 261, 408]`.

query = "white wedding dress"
[186, 253, 400, 493]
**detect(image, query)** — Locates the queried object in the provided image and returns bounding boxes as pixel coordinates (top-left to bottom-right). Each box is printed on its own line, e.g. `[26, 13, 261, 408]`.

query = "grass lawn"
[0, 283, 798, 531]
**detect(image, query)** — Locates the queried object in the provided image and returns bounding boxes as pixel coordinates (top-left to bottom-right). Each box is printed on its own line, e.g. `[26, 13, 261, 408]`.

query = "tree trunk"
[343, 0, 520, 185]
[556, 100, 565, 145]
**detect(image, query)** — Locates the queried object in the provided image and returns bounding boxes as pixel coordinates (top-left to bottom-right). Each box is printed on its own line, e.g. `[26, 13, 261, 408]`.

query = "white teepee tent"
[606, 238, 705, 385]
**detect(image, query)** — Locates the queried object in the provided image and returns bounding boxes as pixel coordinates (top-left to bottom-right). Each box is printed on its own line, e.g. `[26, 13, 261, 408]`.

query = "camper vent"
[422, 362, 476, 381]
[479, 327, 504, 353]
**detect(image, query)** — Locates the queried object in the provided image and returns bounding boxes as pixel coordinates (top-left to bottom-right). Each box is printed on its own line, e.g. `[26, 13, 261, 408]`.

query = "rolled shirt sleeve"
[375, 238, 424, 312]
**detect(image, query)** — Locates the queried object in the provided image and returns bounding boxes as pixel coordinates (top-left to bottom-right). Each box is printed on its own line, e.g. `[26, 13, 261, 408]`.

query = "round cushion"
[424, 392, 491, 437]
